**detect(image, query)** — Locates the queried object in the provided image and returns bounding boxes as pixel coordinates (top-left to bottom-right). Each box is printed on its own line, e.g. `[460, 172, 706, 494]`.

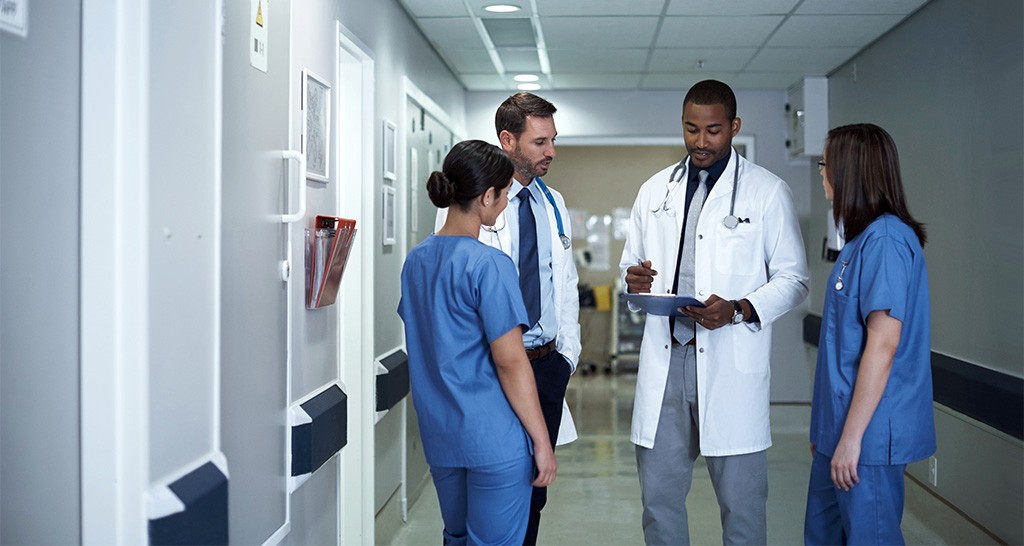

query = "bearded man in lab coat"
[620, 79, 808, 545]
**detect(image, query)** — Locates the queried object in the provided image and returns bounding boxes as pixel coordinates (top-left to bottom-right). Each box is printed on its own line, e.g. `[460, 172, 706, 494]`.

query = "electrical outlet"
[928, 456, 938, 486]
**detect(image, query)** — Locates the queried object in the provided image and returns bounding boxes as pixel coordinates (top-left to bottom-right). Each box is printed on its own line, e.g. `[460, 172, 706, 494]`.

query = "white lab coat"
[435, 181, 581, 445]
[619, 150, 808, 455]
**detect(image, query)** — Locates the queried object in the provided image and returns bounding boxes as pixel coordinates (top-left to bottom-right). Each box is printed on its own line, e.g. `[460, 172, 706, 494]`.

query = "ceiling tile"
[641, 72, 739, 90]
[745, 47, 860, 73]
[418, 18, 487, 49]
[768, 14, 905, 47]
[795, 0, 930, 15]
[444, 49, 501, 73]
[537, 0, 666, 16]
[397, 0, 467, 18]
[551, 73, 643, 90]
[542, 17, 661, 48]
[482, 18, 535, 47]
[657, 16, 784, 47]
[665, 0, 800, 16]
[497, 48, 543, 71]
[648, 48, 758, 72]
[458, 74, 513, 91]
[548, 49, 651, 73]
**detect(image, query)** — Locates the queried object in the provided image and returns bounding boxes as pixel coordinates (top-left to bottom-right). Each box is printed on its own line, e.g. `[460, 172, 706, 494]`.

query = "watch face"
[733, 311, 743, 324]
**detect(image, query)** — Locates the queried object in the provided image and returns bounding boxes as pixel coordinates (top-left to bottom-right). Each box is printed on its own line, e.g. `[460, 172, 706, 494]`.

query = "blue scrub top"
[810, 214, 936, 465]
[398, 235, 531, 468]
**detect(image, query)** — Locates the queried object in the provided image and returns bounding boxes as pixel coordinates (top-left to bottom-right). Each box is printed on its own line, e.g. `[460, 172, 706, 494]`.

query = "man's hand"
[680, 294, 734, 330]
[625, 260, 657, 293]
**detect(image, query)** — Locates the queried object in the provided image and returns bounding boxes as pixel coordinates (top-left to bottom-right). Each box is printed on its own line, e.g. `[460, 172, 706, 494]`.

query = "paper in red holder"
[306, 215, 357, 309]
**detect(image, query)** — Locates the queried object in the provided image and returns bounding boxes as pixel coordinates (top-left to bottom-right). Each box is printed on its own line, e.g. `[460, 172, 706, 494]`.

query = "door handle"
[281, 150, 306, 223]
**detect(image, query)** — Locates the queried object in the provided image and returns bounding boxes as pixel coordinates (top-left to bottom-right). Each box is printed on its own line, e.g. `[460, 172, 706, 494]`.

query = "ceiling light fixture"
[513, 74, 539, 82]
[484, 4, 521, 13]
[517, 83, 541, 91]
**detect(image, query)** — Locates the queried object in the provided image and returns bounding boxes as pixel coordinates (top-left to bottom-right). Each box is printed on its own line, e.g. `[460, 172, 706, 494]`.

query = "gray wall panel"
[0, 1, 82, 543]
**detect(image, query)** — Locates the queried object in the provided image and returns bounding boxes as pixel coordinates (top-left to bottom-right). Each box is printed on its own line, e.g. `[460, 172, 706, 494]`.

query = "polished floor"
[389, 373, 950, 545]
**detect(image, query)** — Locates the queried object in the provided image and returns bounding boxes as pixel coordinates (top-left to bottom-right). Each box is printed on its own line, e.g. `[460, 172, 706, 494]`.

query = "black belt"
[526, 339, 557, 361]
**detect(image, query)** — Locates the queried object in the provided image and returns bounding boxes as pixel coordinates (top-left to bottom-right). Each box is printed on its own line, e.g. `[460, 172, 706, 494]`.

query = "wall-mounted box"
[786, 76, 828, 158]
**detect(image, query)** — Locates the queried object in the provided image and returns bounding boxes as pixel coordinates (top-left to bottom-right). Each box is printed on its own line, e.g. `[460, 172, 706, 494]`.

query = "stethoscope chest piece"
[834, 279, 844, 291]
[559, 234, 571, 250]
[723, 215, 739, 229]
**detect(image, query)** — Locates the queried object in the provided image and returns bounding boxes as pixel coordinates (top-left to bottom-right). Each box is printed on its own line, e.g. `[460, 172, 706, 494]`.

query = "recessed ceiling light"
[513, 74, 539, 82]
[484, 4, 521, 13]
[517, 83, 541, 91]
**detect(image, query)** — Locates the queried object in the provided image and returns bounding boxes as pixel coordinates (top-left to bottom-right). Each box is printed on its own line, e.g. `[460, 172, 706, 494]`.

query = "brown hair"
[494, 92, 557, 138]
[825, 123, 926, 246]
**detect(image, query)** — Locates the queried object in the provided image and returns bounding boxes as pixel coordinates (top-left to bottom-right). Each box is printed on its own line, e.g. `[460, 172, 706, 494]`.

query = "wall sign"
[0, 0, 28, 38]
[250, 0, 268, 72]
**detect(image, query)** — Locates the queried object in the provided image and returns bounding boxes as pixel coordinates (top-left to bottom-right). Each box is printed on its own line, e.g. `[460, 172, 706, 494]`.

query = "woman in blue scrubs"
[398, 139, 556, 545]
[805, 124, 935, 545]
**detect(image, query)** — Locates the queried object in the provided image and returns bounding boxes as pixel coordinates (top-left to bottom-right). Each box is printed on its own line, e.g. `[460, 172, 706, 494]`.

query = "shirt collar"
[511, 177, 536, 202]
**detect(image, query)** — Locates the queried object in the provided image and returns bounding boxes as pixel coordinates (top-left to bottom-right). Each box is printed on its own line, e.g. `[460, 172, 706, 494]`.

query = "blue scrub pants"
[430, 454, 533, 545]
[804, 450, 906, 545]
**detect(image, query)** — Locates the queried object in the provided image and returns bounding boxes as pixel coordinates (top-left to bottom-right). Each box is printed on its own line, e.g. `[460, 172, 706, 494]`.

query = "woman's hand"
[830, 436, 861, 491]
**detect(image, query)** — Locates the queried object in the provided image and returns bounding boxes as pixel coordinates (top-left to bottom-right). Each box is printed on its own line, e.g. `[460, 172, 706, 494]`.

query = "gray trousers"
[636, 344, 768, 546]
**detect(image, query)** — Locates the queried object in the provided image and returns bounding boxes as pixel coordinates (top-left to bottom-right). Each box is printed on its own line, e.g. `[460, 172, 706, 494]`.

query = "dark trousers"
[522, 350, 572, 545]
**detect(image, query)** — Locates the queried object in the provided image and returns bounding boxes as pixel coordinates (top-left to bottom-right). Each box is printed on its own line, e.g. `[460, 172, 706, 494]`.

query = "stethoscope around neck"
[482, 177, 571, 250]
[652, 155, 743, 229]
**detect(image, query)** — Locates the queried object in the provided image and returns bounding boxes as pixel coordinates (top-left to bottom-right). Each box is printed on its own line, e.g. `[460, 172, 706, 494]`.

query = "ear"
[498, 130, 516, 153]
[731, 117, 742, 137]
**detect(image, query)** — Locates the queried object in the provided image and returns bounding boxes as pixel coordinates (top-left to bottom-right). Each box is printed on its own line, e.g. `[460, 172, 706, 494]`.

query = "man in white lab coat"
[620, 80, 808, 545]
[435, 92, 580, 545]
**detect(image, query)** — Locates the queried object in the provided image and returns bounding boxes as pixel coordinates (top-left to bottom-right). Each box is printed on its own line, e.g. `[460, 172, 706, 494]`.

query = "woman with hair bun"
[398, 139, 556, 545]
[805, 124, 934, 545]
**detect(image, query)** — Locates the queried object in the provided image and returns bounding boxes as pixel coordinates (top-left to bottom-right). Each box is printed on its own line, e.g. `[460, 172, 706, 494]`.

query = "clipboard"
[622, 293, 705, 317]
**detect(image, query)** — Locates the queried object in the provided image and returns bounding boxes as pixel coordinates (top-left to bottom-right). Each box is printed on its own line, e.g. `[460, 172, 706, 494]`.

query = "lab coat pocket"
[713, 222, 761, 276]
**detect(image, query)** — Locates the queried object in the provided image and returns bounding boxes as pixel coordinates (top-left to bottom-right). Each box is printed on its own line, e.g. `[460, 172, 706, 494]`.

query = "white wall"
[467, 89, 816, 402]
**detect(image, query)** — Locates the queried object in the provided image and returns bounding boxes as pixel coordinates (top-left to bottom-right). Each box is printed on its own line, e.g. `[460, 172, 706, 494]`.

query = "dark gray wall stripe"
[292, 385, 348, 477]
[148, 461, 228, 545]
[376, 350, 409, 412]
[803, 314, 1023, 441]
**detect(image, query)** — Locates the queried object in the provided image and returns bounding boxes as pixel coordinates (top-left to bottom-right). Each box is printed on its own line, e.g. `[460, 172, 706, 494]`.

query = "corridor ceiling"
[396, 0, 930, 91]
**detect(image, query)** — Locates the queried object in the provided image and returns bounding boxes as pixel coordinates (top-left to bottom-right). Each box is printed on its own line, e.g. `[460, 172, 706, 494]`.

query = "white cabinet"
[786, 76, 828, 157]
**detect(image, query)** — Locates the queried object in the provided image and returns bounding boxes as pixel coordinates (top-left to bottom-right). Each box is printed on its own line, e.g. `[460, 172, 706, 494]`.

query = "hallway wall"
[0, 2, 82, 543]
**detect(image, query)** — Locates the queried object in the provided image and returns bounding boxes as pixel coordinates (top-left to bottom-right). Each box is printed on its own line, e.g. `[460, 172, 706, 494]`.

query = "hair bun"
[426, 171, 456, 208]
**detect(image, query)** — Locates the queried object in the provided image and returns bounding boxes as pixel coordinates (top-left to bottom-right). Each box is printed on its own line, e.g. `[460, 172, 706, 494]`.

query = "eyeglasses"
[817, 160, 827, 169]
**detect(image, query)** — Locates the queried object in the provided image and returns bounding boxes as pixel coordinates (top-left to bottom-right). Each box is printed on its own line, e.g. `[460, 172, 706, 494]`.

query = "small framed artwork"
[382, 185, 397, 246]
[733, 135, 755, 163]
[382, 119, 397, 181]
[302, 69, 331, 183]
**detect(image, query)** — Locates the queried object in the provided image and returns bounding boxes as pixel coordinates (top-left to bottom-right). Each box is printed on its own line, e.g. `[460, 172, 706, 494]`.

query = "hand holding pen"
[625, 259, 657, 294]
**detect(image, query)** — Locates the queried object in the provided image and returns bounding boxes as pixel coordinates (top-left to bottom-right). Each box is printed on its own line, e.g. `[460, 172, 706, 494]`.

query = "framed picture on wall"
[382, 119, 397, 181]
[733, 135, 755, 163]
[382, 185, 396, 246]
[302, 69, 331, 182]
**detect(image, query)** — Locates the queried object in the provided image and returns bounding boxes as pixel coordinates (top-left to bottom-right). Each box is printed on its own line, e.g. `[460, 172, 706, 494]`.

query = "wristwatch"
[731, 300, 744, 324]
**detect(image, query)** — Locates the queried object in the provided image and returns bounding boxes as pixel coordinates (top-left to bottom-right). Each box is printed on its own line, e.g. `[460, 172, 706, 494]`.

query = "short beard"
[509, 147, 539, 181]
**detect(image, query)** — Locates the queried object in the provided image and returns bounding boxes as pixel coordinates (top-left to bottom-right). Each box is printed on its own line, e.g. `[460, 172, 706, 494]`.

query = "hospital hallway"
[388, 371, 981, 545]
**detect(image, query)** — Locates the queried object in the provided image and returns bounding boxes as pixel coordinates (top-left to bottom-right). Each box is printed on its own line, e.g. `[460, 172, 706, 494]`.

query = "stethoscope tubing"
[656, 154, 741, 229]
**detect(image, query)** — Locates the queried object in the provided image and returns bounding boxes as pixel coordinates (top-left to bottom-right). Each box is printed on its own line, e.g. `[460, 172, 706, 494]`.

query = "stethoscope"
[652, 155, 743, 229]
[482, 177, 571, 250]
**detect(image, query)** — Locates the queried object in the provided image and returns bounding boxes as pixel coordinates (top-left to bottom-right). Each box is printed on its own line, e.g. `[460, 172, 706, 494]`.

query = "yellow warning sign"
[256, 1, 264, 27]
